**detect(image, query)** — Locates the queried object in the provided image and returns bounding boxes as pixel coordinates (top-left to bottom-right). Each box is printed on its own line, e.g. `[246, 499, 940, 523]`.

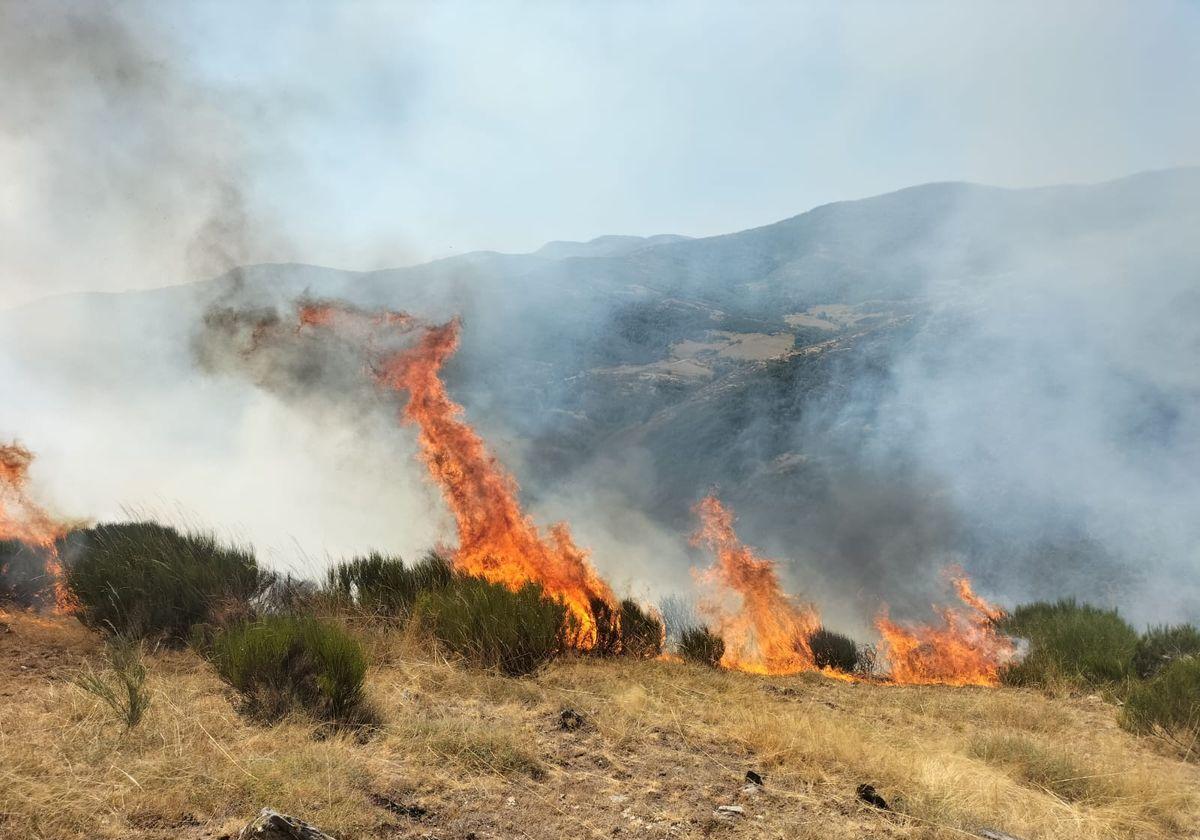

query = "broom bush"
[63, 522, 273, 643]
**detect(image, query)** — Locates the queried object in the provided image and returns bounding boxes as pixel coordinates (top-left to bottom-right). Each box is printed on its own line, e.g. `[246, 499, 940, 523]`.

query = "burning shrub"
[63, 522, 274, 644]
[207, 615, 371, 726]
[1132, 624, 1200, 679]
[326, 551, 453, 617]
[586, 597, 663, 658]
[0, 539, 55, 608]
[807, 627, 861, 673]
[589, 597, 621, 656]
[1120, 656, 1200, 750]
[999, 598, 1138, 687]
[678, 625, 725, 667]
[414, 576, 569, 676]
[619, 599, 664, 659]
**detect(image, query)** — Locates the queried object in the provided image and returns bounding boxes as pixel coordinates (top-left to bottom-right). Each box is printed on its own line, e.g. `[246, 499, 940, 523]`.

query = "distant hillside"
[3, 168, 1198, 622]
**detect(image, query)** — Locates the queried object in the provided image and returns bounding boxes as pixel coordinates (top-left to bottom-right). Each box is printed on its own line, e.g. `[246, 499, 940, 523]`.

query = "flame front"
[691, 495, 821, 674]
[875, 571, 1017, 686]
[0, 442, 74, 612]
[297, 303, 613, 643]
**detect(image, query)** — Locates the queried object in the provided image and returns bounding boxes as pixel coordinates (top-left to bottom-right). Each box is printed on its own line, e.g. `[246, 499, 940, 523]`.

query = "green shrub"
[999, 598, 1138, 687]
[678, 625, 725, 667]
[1132, 624, 1200, 679]
[207, 615, 370, 725]
[326, 551, 452, 616]
[63, 522, 273, 643]
[73, 635, 151, 731]
[1120, 656, 1200, 749]
[807, 627, 860, 673]
[619, 599, 664, 659]
[415, 576, 569, 676]
[0, 539, 54, 608]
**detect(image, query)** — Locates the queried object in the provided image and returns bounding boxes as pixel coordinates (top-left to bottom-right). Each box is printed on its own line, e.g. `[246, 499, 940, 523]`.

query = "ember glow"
[296, 302, 614, 644]
[875, 570, 1017, 686]
[0, 442, 74, 612]
[691, 495, 821, 674]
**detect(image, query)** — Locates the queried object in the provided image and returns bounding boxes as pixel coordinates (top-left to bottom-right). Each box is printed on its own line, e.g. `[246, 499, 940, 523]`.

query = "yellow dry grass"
[2, 611, 1198, 840]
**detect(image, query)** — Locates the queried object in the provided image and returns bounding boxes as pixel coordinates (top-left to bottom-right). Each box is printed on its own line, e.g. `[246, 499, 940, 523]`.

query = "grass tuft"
[72, 634, 151, 731]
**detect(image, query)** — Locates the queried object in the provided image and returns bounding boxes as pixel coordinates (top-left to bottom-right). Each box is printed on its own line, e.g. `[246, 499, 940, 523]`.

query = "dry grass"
[2, 610, 1199, 839]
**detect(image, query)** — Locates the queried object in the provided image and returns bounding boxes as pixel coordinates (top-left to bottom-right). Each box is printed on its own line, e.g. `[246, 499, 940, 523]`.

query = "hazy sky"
[2, 0, 1198, 306]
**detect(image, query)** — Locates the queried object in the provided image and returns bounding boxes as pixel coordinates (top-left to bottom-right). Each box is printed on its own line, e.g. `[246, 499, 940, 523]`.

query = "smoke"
[0, 0, 289, 306]
[761, 175, 1200, 628]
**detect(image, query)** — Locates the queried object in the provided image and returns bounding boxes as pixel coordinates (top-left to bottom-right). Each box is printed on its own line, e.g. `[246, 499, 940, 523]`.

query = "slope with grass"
[2, 610, 1198, 840]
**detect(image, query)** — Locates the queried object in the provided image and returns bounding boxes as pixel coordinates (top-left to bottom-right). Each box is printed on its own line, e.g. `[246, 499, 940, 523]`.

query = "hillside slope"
[3, 610, 1198, 840]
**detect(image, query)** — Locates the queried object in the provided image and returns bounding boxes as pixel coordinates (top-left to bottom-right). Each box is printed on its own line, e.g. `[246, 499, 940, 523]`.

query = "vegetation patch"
[1132, 624, 1200, 679]
[63, 522, 273, 643]
[73, 635, 151, 731]
[968, 734, 1110, 803]
[1120, 656, 1200, 753]
[678, 625, 725, 667]
[0, 539, 55, 608]
[325, 551, 453, 617]
[999, 598, 1138, 688]
[415, 576, 569, 676]
[807, 627, 861, 673]
[206, 615, 371, 726]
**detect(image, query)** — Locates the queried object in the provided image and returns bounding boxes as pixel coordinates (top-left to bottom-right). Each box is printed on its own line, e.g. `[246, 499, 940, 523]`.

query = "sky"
[2, 0, 1198, 307]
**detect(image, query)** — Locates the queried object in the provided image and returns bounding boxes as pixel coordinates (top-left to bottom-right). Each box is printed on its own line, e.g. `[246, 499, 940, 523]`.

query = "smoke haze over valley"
[4, 167, 1199, 634]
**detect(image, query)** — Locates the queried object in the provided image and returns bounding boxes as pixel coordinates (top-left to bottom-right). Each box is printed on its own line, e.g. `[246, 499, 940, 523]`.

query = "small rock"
[744, 770, 764, 786]
[714, 805, 744, 819]
[856, 783, 890, 811]
[977, 831, 1027, 840]
[368, 793, 427, 821]
[237, 809, 337, 840]
[559, 708, 585, 731]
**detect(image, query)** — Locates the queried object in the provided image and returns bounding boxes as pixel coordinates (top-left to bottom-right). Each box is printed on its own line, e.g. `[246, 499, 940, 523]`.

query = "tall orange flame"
[875, 569, 1016, 686]
[691, 495, 821, 674]
[0, 442, 74, 612]
[297, 302, 613, 643]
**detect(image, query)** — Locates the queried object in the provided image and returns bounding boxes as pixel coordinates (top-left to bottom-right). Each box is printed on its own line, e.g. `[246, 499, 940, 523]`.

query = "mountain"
[4, 168, 1199, 623]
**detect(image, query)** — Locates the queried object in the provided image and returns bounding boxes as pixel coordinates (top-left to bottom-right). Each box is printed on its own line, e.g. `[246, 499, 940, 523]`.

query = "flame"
[296, 302, 613, 643]
[875, 569, 1016, 686]
[0, 442, 74, 613]
[691, 495, 821, 674]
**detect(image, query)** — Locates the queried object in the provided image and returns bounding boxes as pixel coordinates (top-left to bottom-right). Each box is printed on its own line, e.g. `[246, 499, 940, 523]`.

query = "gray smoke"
[0, 0, 287, 305]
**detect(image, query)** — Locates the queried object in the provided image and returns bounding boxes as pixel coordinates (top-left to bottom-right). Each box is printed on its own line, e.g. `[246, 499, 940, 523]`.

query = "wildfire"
[691, 495, 821, 674]
[296, 302, 614, 643]
[875, 569, 1017, 686]
[0, 442, 74, 612]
